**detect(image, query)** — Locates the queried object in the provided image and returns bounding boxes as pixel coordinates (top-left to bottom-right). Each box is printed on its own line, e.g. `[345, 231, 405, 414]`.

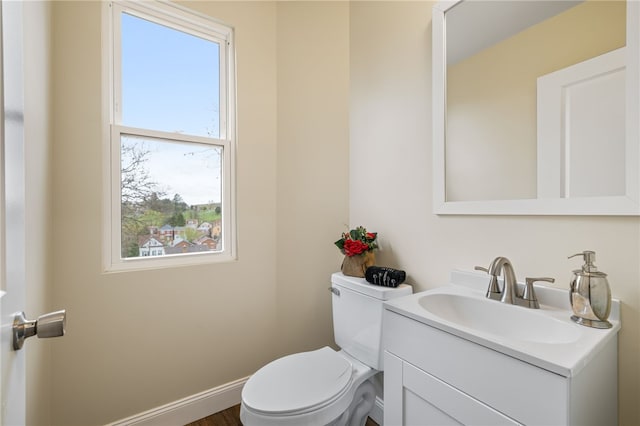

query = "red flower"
[343, 239, 369, 256]
[335, 226, 378, 256]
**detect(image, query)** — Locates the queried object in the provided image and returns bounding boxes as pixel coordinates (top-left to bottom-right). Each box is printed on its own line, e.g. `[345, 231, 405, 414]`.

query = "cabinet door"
[384, 351, 520, 426]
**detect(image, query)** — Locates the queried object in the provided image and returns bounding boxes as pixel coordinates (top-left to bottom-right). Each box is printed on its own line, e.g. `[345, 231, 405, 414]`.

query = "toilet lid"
[242, 347, 353, 415]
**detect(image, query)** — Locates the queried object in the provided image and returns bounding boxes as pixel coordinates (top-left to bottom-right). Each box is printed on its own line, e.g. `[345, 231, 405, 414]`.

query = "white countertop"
[383, 269, 621, 377]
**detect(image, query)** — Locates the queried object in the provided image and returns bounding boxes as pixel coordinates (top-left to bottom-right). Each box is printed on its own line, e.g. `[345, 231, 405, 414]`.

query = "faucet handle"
[476, 266, 501, 300]
[522, 277, 555, 309]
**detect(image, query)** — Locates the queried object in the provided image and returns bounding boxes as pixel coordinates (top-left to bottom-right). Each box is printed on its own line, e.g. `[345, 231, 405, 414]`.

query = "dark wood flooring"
[185, 404, 378, 426]
[186, 404, 241, 426]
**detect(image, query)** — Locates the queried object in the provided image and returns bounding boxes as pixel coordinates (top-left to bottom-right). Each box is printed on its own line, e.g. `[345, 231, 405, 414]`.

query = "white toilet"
[240, 272, 412, 426]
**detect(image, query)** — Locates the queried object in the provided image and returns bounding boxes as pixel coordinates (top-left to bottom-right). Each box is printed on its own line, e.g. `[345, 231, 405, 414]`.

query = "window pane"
[121, 12, 221, 138]
[120, 134, 223, 259]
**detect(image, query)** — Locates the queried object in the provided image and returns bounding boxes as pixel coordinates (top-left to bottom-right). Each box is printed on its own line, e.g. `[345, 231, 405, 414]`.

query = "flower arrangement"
[335, 226, 378, 257]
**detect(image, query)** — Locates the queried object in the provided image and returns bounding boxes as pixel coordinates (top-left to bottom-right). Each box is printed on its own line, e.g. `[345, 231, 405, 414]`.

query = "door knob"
[12, 310, 66, 350]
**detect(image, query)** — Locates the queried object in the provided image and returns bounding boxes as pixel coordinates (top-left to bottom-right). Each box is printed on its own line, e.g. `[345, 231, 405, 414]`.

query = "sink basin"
[383, 270, 621, 377]
[418, 292, 581, 344]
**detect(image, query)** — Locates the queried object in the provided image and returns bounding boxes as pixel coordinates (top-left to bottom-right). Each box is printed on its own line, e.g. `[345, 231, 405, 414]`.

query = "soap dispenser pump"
[568, 251, 612, 329]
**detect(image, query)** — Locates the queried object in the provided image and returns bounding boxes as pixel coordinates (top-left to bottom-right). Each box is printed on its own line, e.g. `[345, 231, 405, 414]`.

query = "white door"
[537, 48, 626, 199]
[0, 0, 27, 424]
[1, 3, 65, 425]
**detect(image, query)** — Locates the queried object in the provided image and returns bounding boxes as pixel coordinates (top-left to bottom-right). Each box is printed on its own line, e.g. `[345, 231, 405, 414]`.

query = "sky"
[120, 12, 222, 205]
[122, 136, 222, 206]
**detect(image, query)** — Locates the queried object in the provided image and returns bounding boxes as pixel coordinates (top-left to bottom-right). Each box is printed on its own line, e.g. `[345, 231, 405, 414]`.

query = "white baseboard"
[370, 396, 384, 426]
[106, 376, 384, 426]
[106, 376, 248, 426]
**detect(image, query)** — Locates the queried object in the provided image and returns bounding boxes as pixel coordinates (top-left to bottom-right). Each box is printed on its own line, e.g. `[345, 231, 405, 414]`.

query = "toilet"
[240, 272, 412, 426]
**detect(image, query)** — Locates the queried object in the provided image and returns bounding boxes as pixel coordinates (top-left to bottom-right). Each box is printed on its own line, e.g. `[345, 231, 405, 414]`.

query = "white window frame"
[102, 0, 237, 272]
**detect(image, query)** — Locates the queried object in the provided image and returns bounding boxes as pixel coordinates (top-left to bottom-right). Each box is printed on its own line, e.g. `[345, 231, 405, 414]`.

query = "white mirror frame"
[433, 0, 640, 215]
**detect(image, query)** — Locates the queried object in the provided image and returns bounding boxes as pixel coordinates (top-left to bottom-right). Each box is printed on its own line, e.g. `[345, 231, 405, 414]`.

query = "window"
[104, 1, 236, 271]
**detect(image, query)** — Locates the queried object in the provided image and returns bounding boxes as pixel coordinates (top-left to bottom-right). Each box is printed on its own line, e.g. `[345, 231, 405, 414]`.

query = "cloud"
[145, 140, 222, 205]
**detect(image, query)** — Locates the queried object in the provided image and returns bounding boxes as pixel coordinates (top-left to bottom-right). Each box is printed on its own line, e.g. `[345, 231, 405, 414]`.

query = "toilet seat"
[241, 347, 376, 426]
[242, 347, 353, 415]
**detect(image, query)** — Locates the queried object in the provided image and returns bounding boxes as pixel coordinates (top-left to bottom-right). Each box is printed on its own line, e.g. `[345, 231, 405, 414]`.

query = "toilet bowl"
[240, 273, 412, 426]
[241, 347, 376, 426]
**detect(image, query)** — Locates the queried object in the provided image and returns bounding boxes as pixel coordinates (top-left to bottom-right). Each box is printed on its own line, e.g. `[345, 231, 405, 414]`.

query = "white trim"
[102, 0, 115, 275]
[106, 376, 248, 426]
[116, 0, 232, 42]
[370, 396, 384, 426]
[114, 124, 230, 147]
[431, 1, 451, 217]
[104, 375, 386, 426]
[102, 0, 238, 272]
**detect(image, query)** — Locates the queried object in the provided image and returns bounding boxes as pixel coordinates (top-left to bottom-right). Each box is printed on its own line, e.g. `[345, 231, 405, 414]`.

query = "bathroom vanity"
[382, 270, 620, 425]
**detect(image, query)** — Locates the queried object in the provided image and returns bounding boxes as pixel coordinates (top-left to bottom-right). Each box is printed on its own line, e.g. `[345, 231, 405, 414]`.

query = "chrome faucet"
[475, 257, 555, 309]
[488, 256, 518, 304]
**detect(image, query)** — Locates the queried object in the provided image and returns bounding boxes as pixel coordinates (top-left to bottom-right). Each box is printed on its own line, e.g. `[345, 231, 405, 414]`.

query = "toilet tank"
[331, 272, 412, 370]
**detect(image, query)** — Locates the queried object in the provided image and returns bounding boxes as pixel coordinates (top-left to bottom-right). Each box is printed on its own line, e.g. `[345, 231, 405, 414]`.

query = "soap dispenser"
[568, 251, 612, 329]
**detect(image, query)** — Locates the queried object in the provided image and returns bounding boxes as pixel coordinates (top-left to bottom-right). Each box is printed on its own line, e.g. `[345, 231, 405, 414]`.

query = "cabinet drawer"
[383, 310, 568, 424]
[403, 361, 520, 425]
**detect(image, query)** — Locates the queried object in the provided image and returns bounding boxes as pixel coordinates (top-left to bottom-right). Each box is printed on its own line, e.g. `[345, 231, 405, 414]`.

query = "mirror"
[432, 0, 640, 215]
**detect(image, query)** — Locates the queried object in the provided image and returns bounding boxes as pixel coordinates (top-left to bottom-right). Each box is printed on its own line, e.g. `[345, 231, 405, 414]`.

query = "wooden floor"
[186, 404, 241, 426]
[185, 404, 378, 426]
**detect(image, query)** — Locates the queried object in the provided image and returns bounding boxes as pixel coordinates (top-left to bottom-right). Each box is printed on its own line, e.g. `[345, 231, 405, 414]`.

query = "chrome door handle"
[13, 309, 66, 350]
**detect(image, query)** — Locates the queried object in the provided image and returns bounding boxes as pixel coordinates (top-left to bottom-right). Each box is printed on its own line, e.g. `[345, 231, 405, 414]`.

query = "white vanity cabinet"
[383, 308, 618, 426]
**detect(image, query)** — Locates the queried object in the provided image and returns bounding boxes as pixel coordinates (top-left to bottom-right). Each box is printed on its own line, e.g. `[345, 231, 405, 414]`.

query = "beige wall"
[46, 1, 347, 424]
[23, 2, 53, 425]
[275, 1, 350, 356]
[447, 0, 625, 201]
[350, 2, 639, 425]
[31, 1, 639, 425]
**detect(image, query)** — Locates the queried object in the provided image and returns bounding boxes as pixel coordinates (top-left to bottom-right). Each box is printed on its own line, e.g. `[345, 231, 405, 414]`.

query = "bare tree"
[120, 138, 162, 257]
[121, 139, 157, 205]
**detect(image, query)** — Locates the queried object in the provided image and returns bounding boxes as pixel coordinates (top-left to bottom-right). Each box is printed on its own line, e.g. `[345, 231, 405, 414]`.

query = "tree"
[168, 212, 186, 227]
[120, 140, 162, 258]
[172, 193, 188, 213]
[140, 209, 164, 227]
[143, 192, 174, 217]
[184, 227, 200, 242]
[121, 140, 158, 205]
[121, 213, 147, 258]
